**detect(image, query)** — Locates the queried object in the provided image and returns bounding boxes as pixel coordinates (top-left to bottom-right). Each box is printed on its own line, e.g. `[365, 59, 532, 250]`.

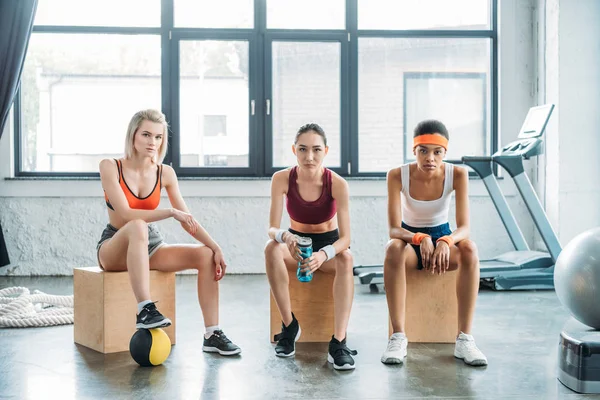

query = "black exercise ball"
[129, 328, 171, 367]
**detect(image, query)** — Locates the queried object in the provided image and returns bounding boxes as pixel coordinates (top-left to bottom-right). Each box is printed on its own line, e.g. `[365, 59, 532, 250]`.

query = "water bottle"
[296, 236, 313, 282]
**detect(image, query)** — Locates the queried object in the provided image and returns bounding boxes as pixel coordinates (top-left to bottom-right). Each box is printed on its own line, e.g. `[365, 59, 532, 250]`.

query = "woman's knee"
[334, 249, 353, 273]
[124, 219, 148, 241]
[195, 246, 215, 270]
[385, 239, 406, 260]
[264, 239, 283, 259]
[458, 240, 479, 265]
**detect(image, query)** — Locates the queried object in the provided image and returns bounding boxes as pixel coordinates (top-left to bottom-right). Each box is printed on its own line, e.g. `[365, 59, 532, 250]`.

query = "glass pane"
[21, 34, 161, 173]
[267, 0, 345, 29]
[179, 40, 249, 168]
[272, 41, 341, 168]
[358, 38, 490, 172]
[34, 0, 160, 27]
[358, 0, 491, 30]
[175, 0, 253, 28]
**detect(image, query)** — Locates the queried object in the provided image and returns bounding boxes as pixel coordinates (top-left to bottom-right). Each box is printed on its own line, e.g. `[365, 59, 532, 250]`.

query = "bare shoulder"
[386, 166, 403, 191]
[272, 168, 291, 183]
[329, 170, 349, 199]
[99, 158, 117, 178]
[330, 170, 348, 188]
[161, 163, 177, 185]
[161, 163, 176, 177]
[271, 168, 291, 193]
[452, 164, 468, 180]
[387, 166, 402, 181]
[452, 164, 468, 191]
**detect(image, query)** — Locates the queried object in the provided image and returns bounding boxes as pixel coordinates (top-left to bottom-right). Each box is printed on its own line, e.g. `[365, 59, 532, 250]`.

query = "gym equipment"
[129, 328, 172, 367]
[555, 227, 600, 394]
[554, 227, 600, 329]
[0, 286, 73, 328]
[353, 104, 562, 291]
[558, 319, 600, 394]
[461, 103, 561, 290]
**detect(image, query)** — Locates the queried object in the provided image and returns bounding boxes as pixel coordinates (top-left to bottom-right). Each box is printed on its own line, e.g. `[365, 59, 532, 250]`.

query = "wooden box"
[74, 267, 176, 353]
[389, 268, 458, 343]
[270, 270, 334, 343]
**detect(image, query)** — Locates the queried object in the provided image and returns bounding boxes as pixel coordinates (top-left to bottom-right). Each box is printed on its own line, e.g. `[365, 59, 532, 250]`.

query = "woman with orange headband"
[380, 120, 487, 367]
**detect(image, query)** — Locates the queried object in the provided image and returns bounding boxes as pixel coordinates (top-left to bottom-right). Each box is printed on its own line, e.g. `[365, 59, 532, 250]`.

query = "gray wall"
[0, 0, 546, 276]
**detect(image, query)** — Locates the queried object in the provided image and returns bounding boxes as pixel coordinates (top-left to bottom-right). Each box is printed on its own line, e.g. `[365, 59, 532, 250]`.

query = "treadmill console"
[497, 138, 543, 159]
[494, 104, 555, 160]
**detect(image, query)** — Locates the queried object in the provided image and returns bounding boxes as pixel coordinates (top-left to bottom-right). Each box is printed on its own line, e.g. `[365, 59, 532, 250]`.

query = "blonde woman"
[97, 109, 240, 356]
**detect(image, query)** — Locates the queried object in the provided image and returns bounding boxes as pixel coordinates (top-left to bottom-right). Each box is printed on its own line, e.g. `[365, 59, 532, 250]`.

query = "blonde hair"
[124, 109, 169, 164]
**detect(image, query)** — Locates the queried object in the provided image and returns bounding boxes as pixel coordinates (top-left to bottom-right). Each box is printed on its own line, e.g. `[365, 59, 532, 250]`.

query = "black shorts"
[287, 228, 339, 251]
[402, 222, 452, 270]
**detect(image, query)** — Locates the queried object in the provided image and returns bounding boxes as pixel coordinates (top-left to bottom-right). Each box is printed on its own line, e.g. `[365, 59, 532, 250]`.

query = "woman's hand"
[213, 247, 227, 281]
[284, 232, 302, 262]
[420, 237, 435, 272]
[172, 209, 199, 235]
[431, 241, 450, 274]
[299, 250, 328, 275]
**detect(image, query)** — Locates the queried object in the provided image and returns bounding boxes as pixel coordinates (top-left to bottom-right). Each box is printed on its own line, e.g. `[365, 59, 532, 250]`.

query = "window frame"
[13, 0, 497, 178]
[264, 31, 350, 177]
[402, 71, 489, 164]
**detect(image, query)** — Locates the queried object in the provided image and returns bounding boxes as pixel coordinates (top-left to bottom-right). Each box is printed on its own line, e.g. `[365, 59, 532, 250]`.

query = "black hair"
[295, 123, 327, 146]
[413, 119, 449, 139]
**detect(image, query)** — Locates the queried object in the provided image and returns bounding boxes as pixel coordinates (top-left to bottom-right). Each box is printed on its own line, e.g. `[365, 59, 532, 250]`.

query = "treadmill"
[462, 103, 562, 290]
[353, 104, 561, 292]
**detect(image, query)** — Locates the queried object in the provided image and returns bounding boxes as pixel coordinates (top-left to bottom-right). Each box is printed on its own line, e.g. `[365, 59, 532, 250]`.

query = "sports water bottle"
[296, 236, 313, 282]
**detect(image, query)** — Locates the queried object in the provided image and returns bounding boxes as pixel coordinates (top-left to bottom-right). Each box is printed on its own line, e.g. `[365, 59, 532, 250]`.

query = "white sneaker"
[454, 332, 488, 366]
[381, 333, 408, 364]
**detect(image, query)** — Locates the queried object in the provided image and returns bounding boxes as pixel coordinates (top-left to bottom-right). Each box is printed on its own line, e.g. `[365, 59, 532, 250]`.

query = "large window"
[358, 38, 490, 172]
[14, 0, 496, 177]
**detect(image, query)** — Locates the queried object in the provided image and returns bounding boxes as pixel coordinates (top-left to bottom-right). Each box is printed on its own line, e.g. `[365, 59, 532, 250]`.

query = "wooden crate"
[74, 267, 176, 353]
[270, 270, 334, 343]
[389, 268, 458, 343]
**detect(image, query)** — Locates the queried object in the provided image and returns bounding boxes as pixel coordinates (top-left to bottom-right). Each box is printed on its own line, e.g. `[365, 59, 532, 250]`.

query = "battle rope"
[0, 286, 74, 328]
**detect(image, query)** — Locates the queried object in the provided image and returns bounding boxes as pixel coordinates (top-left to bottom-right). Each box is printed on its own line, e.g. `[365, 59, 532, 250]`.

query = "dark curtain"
[0, 0, 38, 267]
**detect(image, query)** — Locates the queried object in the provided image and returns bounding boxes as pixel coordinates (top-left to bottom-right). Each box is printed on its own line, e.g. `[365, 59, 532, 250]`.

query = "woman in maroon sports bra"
[265, 123, 357, 370]
[98, 109, 240, 356]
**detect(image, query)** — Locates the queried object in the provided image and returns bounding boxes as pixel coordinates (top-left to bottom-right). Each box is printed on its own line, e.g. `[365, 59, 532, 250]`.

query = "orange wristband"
[436, 236, 455, 247]
[411, 233, 430, 245]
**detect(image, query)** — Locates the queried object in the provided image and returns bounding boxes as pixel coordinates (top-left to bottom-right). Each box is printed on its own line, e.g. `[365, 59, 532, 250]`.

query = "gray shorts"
[96, 223, 166, 269]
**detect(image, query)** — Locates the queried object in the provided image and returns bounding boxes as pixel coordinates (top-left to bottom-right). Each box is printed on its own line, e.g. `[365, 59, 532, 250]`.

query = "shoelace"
[459, 338, 481, 354]
[387, 337, 406, 352]
[212, 330, 232, 344]
[143, 302, 162, 318]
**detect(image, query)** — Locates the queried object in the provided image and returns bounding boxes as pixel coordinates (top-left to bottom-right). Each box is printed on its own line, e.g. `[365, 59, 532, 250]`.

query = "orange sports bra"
[104, 159, 162, 211]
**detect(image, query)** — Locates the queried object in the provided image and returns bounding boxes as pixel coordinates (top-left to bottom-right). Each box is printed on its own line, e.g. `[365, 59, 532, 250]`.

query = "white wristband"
[320, 245, 336, 261]
[275, 229, 288, 243]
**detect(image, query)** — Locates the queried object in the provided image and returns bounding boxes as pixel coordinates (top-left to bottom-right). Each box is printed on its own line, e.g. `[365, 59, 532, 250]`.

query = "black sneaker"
[328, 336, 358, 370]
[135, 302, 172, 329]
[274, 313, 301, 357]
[202, 330, 242, 356]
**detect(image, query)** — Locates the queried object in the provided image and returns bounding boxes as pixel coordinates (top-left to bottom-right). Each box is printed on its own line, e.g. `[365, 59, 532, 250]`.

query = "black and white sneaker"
[202, 330, 242, 356]
[135, 302, 172, 329]
[328, 336, 357, 370]
[274, 313, 301, 357]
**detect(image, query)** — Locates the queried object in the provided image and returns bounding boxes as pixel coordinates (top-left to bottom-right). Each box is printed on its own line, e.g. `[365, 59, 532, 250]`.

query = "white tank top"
[400, 162, 454, 227]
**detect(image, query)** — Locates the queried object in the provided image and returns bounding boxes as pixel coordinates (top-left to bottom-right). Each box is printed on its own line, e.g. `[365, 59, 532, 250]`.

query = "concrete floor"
[0, 275, 598, 400]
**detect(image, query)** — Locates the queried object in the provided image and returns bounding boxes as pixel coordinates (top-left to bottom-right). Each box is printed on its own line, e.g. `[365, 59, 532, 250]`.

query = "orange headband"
[413, 134, 448, 151]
